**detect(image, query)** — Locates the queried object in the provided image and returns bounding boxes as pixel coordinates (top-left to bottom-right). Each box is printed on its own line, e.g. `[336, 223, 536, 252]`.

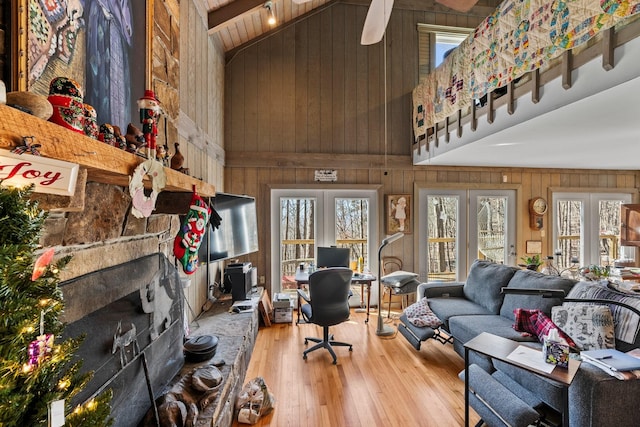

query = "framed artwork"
[386, 194, 412, 234]
[25, 0, 150, 130]
[526, 240, 542, 254]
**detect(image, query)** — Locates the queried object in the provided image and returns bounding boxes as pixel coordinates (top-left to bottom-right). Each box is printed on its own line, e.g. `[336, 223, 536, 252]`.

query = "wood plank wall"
[222, 3, 640, 294]
[177, 0, 226, 318]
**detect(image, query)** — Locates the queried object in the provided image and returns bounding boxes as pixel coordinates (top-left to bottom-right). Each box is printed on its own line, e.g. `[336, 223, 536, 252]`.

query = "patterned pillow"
[404, 297, 443, 328]
[551, 304, 615, 350]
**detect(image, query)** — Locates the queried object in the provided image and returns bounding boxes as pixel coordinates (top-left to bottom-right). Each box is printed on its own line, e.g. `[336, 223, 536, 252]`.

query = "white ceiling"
[414, 36, 640, 170]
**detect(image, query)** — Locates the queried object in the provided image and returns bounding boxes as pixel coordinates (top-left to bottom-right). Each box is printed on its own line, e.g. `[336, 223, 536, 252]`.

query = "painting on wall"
[26, 0, 147, 131]
[386, 194, 412, 235]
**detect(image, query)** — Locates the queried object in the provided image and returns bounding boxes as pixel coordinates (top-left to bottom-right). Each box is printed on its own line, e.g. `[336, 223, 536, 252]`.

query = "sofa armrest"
[418, 282, 465, 299]
[569, 362, 640, 427]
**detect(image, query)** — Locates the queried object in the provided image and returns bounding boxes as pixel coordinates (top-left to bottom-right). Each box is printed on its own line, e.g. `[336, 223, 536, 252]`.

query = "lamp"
[376, 231, 404, 336]
[264, 1, 276, 26]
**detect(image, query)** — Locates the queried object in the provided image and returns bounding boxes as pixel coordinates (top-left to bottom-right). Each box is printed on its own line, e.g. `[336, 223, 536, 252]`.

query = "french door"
[552, 192, 633, 268]
[270, 188, 379, 302]
[417, 188, 516, 282]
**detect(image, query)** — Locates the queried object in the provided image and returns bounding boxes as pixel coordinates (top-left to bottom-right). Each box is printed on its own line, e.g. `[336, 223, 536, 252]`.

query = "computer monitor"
[316, 246, 350, 268]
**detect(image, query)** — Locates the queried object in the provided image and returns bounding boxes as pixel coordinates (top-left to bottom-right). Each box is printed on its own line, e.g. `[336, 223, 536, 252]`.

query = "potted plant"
[519, 254, 542, 271]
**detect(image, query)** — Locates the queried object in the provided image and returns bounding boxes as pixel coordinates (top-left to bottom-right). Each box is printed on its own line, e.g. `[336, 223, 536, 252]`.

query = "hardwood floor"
[232, 309, 480, 426]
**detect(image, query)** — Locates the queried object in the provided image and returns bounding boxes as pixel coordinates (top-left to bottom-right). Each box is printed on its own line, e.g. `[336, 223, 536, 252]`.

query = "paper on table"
[507, 345, 555, 374]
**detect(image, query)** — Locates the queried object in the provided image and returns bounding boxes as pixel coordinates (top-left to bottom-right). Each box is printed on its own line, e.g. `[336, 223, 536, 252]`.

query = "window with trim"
[417, 24, 472, 80]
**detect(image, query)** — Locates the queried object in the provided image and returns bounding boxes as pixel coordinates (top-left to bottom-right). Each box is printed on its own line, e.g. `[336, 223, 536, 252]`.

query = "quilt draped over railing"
[412, 0, 640, 141]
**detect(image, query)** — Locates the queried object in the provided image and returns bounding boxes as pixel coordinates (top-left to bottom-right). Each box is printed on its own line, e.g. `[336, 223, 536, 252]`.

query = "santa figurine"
[137, 90, 162, 159]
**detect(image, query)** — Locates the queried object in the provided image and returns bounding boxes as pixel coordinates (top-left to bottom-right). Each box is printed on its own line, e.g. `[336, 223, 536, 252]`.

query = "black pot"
[184, 335, 219, 362]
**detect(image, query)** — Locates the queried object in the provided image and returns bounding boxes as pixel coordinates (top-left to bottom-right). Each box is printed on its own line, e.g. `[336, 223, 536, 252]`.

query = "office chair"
[297, 267, 354, 364]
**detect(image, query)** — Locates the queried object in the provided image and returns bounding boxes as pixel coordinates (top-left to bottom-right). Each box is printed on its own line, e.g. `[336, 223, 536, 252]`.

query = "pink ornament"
[32, 248, 55, 281]
[27, 334, 54, 368]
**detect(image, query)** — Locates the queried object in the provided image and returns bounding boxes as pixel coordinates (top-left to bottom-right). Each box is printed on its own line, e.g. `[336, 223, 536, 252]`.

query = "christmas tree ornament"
[129, 159, 167, 218]
[27, 333, 54, 369]
[174, 190, 211, 274]
[32, 248, 55, 281]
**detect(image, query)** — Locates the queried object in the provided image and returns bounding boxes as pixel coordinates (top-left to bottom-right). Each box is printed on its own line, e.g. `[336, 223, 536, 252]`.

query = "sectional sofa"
[398, 260, 640, 427]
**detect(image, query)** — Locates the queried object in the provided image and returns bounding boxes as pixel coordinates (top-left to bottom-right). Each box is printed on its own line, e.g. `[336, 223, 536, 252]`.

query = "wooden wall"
[178, 0, 226, 316]
[222, 3, 639, 294]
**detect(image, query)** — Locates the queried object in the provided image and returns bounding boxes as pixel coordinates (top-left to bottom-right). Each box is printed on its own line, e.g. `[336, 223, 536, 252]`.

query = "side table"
[464, 332, 580, 427]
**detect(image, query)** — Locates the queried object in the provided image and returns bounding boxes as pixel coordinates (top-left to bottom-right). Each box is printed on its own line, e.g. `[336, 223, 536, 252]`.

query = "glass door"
[469, 190, 516, 266]
[418, 188, 515, 282]
[271, 188, 378, 303]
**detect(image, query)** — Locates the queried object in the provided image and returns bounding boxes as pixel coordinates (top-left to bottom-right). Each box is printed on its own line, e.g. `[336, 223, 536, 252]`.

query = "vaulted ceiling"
[201, 0, 482, 53]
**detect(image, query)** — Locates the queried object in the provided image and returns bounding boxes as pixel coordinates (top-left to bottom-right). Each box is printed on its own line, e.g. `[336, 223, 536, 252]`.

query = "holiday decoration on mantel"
[137, 90, 162, 160]
[174, 188, 212, 274]
[129, 159, 167, 218]
[0, 184, 112, 426]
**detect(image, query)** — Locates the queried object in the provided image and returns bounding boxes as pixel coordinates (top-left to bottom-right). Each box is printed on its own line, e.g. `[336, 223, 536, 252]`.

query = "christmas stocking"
[174, 191, 211, 274]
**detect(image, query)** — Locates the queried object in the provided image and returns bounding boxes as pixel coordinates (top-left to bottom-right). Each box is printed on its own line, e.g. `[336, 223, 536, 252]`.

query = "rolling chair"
[297, 267, 354, 364]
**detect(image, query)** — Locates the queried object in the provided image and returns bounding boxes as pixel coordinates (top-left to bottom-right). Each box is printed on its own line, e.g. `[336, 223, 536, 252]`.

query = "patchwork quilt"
[412, 0, 640, 139]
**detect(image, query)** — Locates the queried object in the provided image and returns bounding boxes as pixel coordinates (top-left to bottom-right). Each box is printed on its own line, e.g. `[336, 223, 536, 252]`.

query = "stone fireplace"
[61, 253, 184, 426]
[59, 251, 261, 427]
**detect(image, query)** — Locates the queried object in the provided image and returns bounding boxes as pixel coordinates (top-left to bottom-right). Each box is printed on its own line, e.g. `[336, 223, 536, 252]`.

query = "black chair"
[297, 267, 354, 364]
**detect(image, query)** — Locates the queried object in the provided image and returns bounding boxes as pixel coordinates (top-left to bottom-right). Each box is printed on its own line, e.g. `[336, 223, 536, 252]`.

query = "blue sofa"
[399, 260, 640, 427]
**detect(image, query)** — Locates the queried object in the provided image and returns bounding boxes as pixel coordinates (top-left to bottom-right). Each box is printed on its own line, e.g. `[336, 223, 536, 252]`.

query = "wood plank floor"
[232, 309, 481, 426]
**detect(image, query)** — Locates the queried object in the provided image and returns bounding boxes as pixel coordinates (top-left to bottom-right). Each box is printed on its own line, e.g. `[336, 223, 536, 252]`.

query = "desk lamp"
[377, 232, 404, 336]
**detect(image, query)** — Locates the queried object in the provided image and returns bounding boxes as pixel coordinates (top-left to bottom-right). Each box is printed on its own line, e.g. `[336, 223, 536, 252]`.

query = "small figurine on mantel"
[170, 142, 189, 175]
[125, 123, 147, 155]
[137, 89, 162, 159]
[156, 143, 169, 166]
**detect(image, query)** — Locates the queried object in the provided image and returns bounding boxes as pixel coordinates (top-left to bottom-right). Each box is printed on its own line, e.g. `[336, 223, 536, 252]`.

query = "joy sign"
[0, 150, 79, 196]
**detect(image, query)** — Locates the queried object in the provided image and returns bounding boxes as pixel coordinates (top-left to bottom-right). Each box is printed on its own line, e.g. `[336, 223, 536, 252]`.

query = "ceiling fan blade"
[435, 0, 480, 12]
[361, 0, 394, 45]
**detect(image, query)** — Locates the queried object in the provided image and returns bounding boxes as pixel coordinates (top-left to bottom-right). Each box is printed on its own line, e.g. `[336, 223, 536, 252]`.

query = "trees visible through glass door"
[277, 194, 371, 295]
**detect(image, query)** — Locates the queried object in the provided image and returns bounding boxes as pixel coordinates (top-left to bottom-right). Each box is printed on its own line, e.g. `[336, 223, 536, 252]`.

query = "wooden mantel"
[0, 104, 215, 197]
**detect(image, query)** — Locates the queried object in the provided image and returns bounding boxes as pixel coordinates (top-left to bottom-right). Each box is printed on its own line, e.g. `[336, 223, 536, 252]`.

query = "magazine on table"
[581, 348, 640, 380]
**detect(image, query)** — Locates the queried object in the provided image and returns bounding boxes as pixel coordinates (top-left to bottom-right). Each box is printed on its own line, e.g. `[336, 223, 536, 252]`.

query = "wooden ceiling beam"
[208, 0, 267, 31]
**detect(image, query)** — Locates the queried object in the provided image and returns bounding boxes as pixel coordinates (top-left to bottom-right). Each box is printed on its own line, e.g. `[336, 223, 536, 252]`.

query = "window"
[417, 24, 472, 80]
[552, 192, 633, 268]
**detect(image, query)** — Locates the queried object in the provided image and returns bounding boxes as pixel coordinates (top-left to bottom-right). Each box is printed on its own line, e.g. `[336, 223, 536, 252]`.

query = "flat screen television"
[198, 193, 259, 263]
[316, 246, 350, 268]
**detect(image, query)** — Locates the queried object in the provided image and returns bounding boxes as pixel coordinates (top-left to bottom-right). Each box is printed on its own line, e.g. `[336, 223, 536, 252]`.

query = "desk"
[464, 332, 580, 427]
[294, 270, 376, 324]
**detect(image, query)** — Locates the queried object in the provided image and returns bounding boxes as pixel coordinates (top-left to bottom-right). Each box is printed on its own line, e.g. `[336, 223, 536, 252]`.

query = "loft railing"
[411, 3, 640, 162]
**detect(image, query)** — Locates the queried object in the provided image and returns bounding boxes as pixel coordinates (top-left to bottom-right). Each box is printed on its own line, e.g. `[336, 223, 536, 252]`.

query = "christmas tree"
[0, 184, 112, 426]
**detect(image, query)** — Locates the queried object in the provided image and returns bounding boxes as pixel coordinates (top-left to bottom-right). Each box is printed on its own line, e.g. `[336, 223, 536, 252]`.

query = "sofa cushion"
[428, 297, 493, 331]
[500, 269, 576, 321]
[448, 315, 539, 346]
[463, 260, 519, 314]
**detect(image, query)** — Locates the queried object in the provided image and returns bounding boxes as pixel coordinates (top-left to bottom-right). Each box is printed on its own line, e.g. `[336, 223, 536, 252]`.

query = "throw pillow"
[513, 308, 577, 348]
[551, 304, 615, 350]
[404, 297, 443, 328]
[381, 270, 419, 288]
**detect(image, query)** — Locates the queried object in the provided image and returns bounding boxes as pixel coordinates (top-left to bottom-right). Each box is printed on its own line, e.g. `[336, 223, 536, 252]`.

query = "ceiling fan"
[293, 0, 479, 46]
[360, 0, 480, 45]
